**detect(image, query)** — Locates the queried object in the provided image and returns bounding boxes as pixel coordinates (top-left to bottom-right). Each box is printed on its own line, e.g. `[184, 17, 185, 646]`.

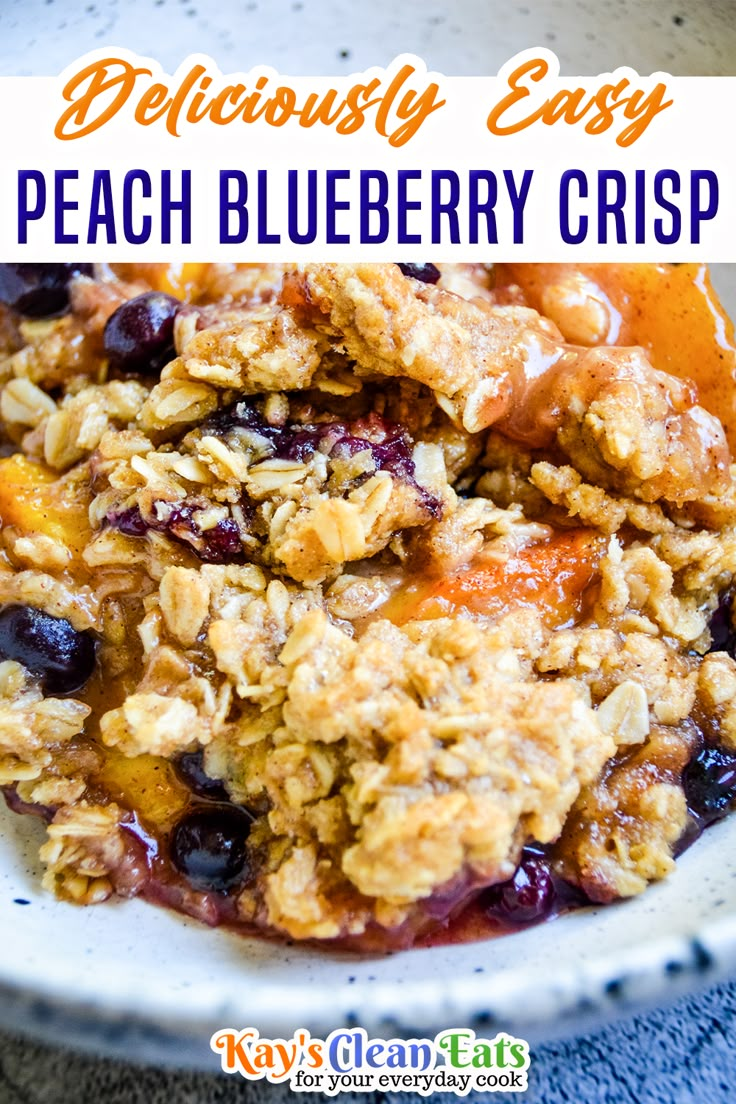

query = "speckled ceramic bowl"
[0, 0, 735, 1069]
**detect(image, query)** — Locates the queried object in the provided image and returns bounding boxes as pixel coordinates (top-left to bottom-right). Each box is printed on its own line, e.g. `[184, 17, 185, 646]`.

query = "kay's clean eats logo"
[210, 1026, 531, 1095]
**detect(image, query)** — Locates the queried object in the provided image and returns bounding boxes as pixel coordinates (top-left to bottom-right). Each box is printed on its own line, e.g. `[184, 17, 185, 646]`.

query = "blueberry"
[175, 750, 231, 802]
[170, 806, 252, 891]
[166, 507, 244, 564]
[201, 519, 245, 563]
[103, 291, 180, 374]
[0, 605, 96, 694]
[481, 853, 556, 925]
[110, 505, 148, 537]
[0, 263, 92, 317]
[396, 263, 441, 284]
[205, 400, 280, 442]
[707, 592, 736, 657]
[684, 744, 736, 825]
[108, 500, 247, 565]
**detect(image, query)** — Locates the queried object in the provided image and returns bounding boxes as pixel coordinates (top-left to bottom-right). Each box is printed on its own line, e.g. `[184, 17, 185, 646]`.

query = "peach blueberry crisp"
[0, 260, 735, 947]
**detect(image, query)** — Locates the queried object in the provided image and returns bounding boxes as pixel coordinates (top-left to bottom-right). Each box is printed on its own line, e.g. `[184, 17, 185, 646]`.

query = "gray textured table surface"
[1, 978, 735, 1104]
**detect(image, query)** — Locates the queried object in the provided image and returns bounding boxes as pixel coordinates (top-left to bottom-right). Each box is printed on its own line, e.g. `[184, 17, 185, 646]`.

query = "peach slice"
[389, 529, 603, 630]
[110, 263, 208, 300]
[498, 263, 736, 449]
[0, 454, 92, 559]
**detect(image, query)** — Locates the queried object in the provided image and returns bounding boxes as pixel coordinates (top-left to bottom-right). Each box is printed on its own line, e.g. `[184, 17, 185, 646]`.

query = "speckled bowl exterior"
[3, 794, 736, 1068]
[0, 0, 735, 1067]
[1, 0, 735, 76]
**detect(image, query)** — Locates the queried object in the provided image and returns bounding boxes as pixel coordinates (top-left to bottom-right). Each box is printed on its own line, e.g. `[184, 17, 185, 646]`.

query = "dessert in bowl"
[0, 260, 735, 954]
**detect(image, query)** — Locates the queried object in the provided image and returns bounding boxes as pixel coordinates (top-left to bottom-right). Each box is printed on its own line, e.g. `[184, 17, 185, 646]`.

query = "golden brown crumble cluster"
[0, 260, 735, 944]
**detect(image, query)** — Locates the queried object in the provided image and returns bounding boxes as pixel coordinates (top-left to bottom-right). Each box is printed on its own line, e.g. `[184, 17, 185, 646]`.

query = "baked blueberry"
[396, 263, 441, 284]
[481, 853, 556, 924]
[108, 502, 246, 564]
[0, 604, 96, 694]
[175, 751, 231, 802]
[707, 592, 736, 657]
[109, 505, 149, 538]
[103, 291, 180, 374]
[684, 745, 736, 825]
[168, 510, 244, 564]
[170, 806, 252, 891]
[0, 263, 92, 317]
